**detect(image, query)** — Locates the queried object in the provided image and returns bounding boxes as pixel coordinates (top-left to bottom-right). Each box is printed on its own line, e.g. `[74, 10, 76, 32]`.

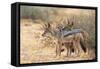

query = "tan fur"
[42, 16, 89, 57]
[58, 31, 89, 57]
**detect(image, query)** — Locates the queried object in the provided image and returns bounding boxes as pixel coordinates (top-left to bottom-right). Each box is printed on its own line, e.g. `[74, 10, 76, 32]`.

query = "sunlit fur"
[42, 16, 89, 57]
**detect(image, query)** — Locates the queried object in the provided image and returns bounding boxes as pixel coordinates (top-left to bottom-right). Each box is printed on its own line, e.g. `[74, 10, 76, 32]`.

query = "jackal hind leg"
[67, 46, 71, 57]
[73, 42, 79, 57]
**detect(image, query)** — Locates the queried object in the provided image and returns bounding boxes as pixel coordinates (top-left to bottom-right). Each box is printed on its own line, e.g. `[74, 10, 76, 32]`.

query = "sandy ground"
[20, 19, 95, 64]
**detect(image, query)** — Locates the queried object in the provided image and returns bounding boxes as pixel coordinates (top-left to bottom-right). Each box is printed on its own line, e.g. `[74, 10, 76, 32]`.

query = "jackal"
[41, 16, 89, 57]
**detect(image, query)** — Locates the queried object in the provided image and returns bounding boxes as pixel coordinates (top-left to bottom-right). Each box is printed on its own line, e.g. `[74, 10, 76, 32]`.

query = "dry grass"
[20, 19, 95, 64]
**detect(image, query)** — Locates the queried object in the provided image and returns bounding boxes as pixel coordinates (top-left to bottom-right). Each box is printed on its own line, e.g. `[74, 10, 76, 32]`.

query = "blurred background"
[20, 6, 96, 48]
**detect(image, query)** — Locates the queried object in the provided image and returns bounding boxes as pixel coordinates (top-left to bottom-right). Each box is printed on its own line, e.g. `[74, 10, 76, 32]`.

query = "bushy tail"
[80, 39, 86, 52]
[80, 31, 89, 52]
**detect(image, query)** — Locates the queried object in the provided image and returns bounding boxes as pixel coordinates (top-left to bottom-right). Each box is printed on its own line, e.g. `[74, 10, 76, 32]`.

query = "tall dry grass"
[20, 6, 96, 64]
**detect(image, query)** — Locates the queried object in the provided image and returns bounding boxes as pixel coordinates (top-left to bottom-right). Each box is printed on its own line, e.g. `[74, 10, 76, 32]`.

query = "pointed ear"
[67, 18, 70, 25]
[72, 16, 75, 25]
[71, 21, 74, 26]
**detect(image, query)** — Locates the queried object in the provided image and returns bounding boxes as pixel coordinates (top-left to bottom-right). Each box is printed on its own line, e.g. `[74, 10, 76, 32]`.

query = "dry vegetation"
[20, 6, 96, 64]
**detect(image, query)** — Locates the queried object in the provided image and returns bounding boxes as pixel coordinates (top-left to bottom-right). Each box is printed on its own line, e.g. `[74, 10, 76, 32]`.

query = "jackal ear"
[71, 21, 74, 26]
[67, 17, 74, 26]
[67, 18, 70, 25]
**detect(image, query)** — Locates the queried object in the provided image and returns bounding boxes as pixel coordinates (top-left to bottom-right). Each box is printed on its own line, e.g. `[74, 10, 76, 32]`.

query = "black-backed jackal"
[41, 16, 89, 57]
